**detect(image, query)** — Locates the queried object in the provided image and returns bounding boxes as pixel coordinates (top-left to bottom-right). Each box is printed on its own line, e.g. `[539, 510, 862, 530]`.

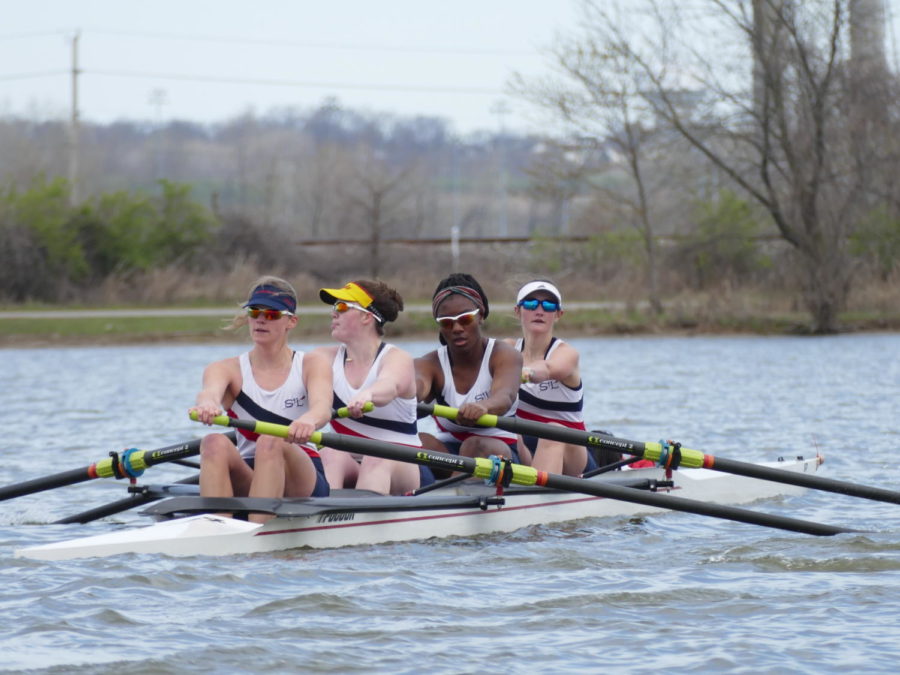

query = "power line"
[0, 70, 67, 82]
[0, 30, 69, 41]
[80, 27, 538, 57]
[84, 68, 504, 95]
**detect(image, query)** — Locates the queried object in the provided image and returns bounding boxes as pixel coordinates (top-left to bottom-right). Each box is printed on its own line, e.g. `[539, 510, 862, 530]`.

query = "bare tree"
[526, 0, 895, 332]
[342, 145, 418, 278]
[514, 6, 691, 315]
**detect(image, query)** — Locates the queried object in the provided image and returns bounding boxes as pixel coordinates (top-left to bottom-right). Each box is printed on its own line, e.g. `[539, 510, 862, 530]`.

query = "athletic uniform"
[227, 351, 329, 496]
[433, 338, 520, 460]
[515, 338, 585, 429]
[515, 337, 596, 474]
[330, 343, 434, 488]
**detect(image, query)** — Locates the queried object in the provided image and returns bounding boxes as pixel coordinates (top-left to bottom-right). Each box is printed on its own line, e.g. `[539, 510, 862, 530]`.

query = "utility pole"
[148, 88, 168, 180]
[68, 30, 80, 206]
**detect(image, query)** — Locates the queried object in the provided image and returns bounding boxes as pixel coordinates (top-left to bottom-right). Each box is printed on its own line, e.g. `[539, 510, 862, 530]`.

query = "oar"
[55, 474, 200, 524]
[191, 413, 857, 537]
[0, 432, 234, 503]
[41, 407, 364, 522]
[53, 409, 364, 521]
[420, 403, 900, 507]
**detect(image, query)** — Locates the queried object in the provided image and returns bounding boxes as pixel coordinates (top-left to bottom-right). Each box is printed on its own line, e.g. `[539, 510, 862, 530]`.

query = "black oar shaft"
[707, 456, 900, 505]
[210, 416, 855, 537]
[0, 433, 233, 504]
[0, 467, 98, 502]
[420, 404, 900, 507]
[55, 474, 201, 524]
[322, 431, 851, 537]
[540, 472, 852, 536]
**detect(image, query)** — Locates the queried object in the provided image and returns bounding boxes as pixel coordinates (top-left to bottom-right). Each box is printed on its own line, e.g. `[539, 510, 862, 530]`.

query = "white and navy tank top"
[330, 343, 420, 447]
[227, 351, 319, 459]
[515, 337, 585, 430]
[433, 338, 518, 443]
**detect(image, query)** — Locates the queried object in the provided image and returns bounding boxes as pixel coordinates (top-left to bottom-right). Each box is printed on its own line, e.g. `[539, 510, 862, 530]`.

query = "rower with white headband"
[504, 278, 598, 476]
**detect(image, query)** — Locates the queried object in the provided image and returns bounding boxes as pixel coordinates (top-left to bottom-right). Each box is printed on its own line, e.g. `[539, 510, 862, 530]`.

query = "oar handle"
[333, 402, 375, 418]
[190, 403, 373, 441]
[190, 412, 326, 446]
[420, 402, 500, 428]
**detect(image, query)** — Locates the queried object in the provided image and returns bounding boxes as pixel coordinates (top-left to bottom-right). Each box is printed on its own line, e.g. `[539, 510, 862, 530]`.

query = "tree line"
[2, 2, 900, 331]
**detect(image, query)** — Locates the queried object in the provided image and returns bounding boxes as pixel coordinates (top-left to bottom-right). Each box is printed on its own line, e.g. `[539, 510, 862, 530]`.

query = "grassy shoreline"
[2, 305, 899, 348]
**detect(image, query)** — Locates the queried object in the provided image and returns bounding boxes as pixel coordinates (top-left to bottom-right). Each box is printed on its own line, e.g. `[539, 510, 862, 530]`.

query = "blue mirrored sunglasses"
[518, 298, 560, 312]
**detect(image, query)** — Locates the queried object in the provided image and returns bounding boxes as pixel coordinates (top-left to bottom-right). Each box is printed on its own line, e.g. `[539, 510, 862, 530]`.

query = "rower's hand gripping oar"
[420, 403, 900, 507]
[191, 412, 858, 537]
[0, 434, 233, 503]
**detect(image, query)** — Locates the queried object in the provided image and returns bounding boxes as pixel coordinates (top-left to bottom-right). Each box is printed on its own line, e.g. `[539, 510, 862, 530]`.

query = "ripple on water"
[2, 337, 900, 673]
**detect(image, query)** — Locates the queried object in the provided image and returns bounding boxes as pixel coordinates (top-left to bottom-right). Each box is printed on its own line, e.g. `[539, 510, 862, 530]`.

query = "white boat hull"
[16, 457, 822, 561]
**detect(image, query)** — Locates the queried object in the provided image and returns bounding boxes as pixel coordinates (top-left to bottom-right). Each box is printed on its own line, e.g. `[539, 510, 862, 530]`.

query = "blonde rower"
[189, 276, 333, 522]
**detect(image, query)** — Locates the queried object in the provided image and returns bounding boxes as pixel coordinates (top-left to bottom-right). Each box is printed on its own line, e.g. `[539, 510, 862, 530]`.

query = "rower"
[315, 279, 434, 495]
[505, 279, 601, 477]
[415, 273, 525, 474]
[188, 276, 333, 522]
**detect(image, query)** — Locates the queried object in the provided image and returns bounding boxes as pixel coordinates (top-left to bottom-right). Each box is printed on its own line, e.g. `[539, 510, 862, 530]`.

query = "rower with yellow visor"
[315, 280, 434, 495]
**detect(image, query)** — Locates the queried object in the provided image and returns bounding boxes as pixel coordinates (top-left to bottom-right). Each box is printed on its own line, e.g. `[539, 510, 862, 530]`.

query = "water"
[1, 335, 899, 673]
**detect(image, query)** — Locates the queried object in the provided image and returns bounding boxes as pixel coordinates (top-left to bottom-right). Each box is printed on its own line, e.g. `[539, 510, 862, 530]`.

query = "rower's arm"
[483, 340, 523, 415]
[301, 349, 335, 430]
[523, 341, 580, 386]
[190, 357, 239, 425]
[414, 352, 441, 403]
[348, 348, 415, 416]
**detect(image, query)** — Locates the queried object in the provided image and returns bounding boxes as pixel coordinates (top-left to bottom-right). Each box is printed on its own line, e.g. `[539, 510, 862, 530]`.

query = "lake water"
[1, 334, 899, 673]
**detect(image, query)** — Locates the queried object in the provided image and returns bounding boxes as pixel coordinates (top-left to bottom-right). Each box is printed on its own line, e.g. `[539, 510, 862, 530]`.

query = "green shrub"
[850, 206, 900, 280]
[680, 190, 771, 288]
[0, 177, 219, 301]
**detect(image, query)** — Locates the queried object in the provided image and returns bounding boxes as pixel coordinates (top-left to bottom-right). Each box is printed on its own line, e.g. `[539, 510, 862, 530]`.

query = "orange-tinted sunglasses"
[333, 301, 377, 318]
[246, 307, 293, 321]
[435, 308, 480, 330]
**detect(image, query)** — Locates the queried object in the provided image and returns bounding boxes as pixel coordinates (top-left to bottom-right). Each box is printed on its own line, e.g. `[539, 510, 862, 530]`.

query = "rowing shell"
[16, 456, 821, 561]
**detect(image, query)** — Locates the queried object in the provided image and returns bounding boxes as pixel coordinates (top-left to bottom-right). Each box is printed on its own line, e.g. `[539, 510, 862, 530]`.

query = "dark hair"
[354, 279, 403, 336]
[431, 272, 490, 319]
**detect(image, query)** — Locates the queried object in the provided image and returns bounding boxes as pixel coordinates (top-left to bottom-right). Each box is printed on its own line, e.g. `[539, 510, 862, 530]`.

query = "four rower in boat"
[188, 276, 333, 522]
[415, 273, 527, 470]
[505, 279, 598, 477]
[316, 280, 435, 495]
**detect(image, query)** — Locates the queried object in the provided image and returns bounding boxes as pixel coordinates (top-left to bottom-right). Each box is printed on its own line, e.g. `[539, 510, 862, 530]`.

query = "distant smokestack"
[850, 0, 888, 75]
[752, 0, 792, 118]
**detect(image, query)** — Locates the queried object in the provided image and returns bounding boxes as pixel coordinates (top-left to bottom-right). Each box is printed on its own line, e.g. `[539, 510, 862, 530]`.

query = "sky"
[0, 0, 583, 136]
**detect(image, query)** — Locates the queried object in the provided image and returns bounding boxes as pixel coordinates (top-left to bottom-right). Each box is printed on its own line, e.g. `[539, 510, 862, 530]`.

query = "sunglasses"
[246, 307, 293, 321]
[435, 308, 480, 330]
[333, 300, 377, 317]
[518, 298, 560, 312]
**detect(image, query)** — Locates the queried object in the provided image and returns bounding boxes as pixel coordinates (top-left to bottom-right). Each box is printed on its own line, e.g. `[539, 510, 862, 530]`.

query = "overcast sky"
[0, 0, 583, 135]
